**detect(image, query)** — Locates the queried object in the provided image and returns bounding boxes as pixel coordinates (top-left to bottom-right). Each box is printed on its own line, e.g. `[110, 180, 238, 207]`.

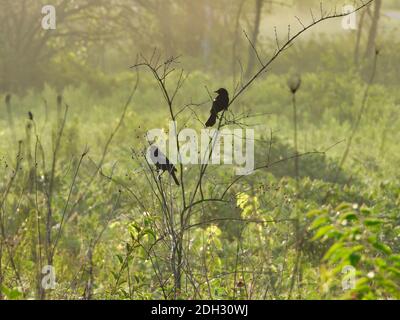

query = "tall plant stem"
[292, 93, 299, 187]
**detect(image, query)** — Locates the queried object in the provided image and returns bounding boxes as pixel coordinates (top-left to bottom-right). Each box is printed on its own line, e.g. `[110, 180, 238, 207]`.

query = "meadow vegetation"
[0, 0, 399, 300]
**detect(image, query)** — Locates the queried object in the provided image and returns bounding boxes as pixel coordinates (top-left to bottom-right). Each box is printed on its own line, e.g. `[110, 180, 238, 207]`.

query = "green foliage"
[0, 62, 399, 299]
[0, 2, 399, 299]
[309, 203, 400, 299]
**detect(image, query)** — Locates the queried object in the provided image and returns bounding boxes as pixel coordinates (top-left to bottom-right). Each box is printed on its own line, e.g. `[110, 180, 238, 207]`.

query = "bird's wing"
[211, 99, 219, 113]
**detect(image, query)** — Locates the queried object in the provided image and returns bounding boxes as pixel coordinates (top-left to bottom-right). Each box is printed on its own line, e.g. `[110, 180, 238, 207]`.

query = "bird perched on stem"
[148, 145, 180, 186]
[205, 88, 229, 127]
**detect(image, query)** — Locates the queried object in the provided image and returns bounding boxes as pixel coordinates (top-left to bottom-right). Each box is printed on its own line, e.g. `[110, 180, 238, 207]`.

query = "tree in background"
[0, 0, 387, 93]
[245, 0, 265, 78]
[355, 0, 382, 65]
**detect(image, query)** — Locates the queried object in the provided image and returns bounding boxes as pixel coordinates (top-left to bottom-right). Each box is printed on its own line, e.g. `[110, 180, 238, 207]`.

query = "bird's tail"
[205, 112, 217, 127]
[170, 170, 180, 186]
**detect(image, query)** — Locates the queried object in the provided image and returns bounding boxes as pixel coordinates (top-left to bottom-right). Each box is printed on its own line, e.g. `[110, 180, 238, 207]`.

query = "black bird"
[205, 88, 229, 127]
[148, 146, 180, 186]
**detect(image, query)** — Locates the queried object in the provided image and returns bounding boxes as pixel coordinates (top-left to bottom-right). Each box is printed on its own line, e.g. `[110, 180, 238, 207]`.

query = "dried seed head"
[288, 74, 302, 94]
[5, 94, 11, 104]
[28, 111, 34, 120]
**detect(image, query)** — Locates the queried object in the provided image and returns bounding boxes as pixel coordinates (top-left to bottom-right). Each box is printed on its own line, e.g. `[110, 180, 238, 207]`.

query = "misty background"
[0, 0, 398, 94]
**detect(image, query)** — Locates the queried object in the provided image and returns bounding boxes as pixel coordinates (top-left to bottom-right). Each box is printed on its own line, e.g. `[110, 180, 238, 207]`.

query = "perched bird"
[148, 145, 180, 186]
[205, 88, 229, 127]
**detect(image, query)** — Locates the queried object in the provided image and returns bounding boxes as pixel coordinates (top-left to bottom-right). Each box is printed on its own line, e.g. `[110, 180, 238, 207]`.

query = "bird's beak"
[214, 91, 219, 94]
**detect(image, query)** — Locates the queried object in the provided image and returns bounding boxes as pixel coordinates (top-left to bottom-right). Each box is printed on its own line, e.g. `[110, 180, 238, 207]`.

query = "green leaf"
[116, 254, 124, 264]
[372, 242, 392, 255]
[307, 209, 323, 218]
[1, 286, 22, 300]
[323, 242, 344, 261]
[349, 253, 361, 266]
[312, 225, 334, 240]
[387, 267, 400, 277]
[336, 203, 352, 212]
[390, 254, 400, 265]
[310, 216, 329, 230]
[340, 212, 358, 222]
[364, 219, 383, 227]
[360, 207, 372, 216]
[143, 228, 156, 240]
[375, 257, 387, 268]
